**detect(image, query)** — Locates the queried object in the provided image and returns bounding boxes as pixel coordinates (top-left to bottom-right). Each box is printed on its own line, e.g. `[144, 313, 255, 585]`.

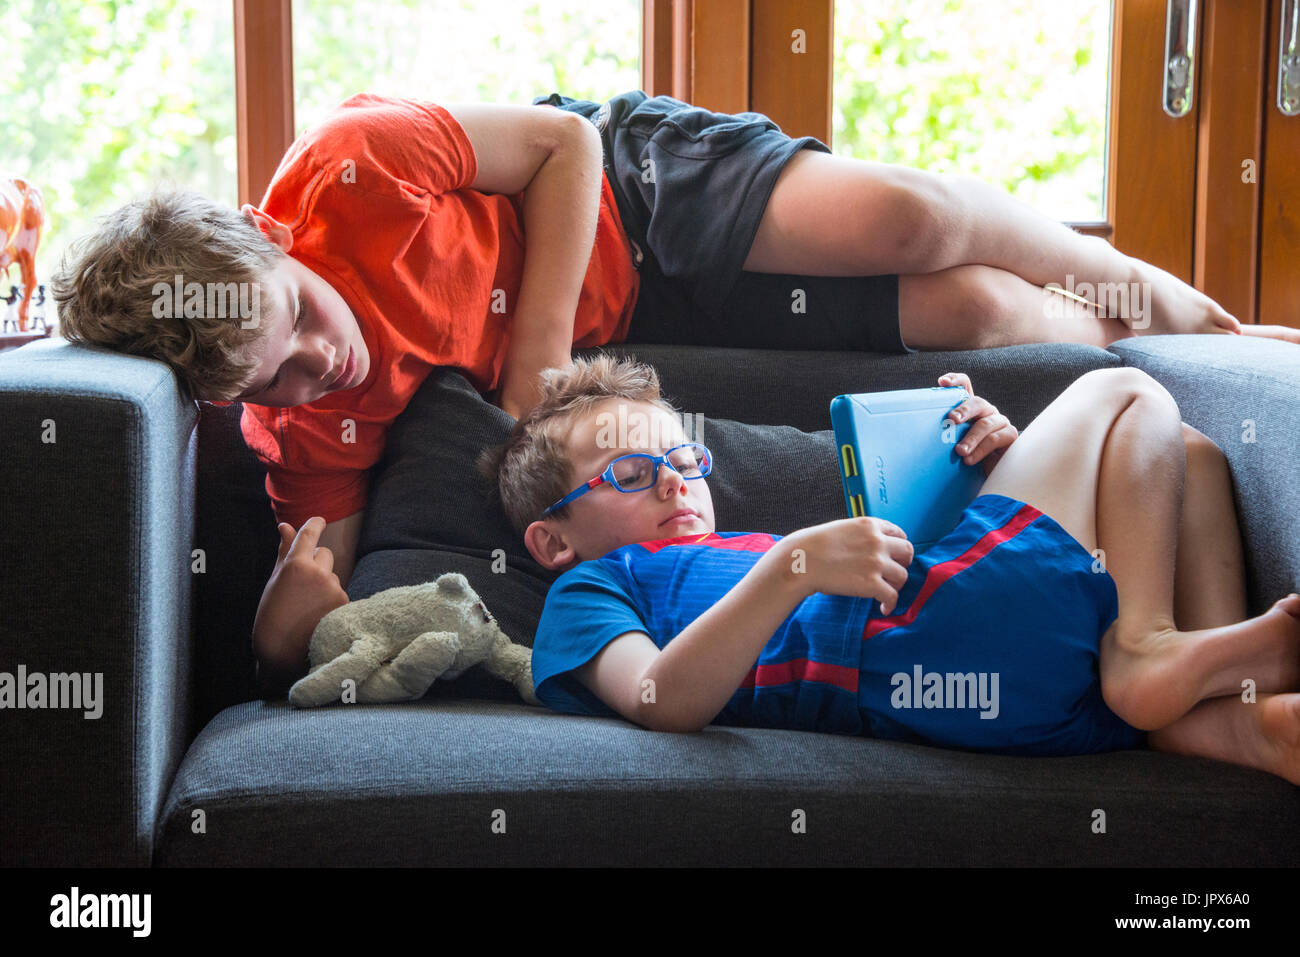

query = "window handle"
[1163, 0, 1199, 117]
[1279, 0, 1300, 116]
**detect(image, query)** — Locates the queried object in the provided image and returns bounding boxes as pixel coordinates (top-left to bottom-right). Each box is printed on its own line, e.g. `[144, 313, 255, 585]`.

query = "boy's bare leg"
[1173, 424, 1248, 631]
[743, 151, 1254, 340]
[895, 264, 1300, 350]
[898, 264, 1136, 350]
[977, 368, 1300, 731]
[1148, 694, 1300, 785]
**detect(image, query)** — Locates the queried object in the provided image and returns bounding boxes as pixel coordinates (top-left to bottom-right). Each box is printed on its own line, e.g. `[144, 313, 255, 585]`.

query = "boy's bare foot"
[1237, 324, 1300, 345]
[1124, 257, 1242, 337]
[1152, 692, 1300, 785]
[1101, 594, 1300, 731]
[1258, 694, 1300, 785]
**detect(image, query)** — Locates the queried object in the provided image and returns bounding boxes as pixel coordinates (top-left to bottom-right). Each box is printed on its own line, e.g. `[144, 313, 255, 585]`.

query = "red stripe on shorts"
[861, 502, 1042, 642]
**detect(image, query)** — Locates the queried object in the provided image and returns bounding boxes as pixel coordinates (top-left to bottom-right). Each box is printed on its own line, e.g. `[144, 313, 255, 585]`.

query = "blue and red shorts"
[856, 493, 1147, 756]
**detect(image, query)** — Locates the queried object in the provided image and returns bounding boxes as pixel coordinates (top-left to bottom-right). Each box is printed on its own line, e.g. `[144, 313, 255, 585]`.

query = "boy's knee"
[899, 265, 1011, 350]
[960, 266, 1054, 348]
[1181, 422, 1228, 471]
[1079, 367, 1176, 408]
[887, 168, 966, 271]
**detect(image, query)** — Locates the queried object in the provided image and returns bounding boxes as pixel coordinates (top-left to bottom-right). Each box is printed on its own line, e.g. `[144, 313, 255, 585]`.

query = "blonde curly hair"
[477, 352, 682, 535]
[51, 188, 285, 401]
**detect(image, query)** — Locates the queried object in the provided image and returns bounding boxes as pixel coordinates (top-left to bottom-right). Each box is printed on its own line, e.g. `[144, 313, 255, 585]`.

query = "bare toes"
[1239, 324, 1300, 345]
[1260, 695, 1300, 750]
[1276, 593, 1300, 621]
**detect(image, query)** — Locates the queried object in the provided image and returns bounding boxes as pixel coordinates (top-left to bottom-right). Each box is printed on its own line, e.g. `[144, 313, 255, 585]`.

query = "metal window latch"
[1163, 0, 1200, 118]
[1280, 0, 1300, 116]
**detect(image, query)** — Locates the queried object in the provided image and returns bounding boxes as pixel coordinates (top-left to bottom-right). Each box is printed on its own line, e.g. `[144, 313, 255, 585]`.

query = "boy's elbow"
[634, 702, 707, 734]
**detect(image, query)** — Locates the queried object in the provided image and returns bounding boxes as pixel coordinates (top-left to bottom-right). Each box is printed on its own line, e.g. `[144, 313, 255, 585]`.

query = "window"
[833, 0, 1111, 222]
[292, 0, 641, 133]
[0, 0, 237, 328]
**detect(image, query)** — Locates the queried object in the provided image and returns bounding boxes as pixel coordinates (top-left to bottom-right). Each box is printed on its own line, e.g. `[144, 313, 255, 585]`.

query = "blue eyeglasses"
[541, 443, 712, 517]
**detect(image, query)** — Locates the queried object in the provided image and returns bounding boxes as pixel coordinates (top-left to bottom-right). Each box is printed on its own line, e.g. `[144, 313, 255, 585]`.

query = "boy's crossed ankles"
[1100, 591, 1300, 735]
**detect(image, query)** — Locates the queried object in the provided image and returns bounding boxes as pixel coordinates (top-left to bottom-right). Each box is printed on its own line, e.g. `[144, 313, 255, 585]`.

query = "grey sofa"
[1, 332, 1297, 867]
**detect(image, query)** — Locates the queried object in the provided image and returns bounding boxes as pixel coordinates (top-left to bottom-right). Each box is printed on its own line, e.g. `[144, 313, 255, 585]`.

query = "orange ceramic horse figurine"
[1, 176, 45, 332]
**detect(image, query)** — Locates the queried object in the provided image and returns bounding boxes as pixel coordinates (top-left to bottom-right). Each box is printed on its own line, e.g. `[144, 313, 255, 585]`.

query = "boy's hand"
[938, 372, 1019, 477]
[495, 375, 542, 422]
[252, 517, 351, 681]
[782, 517, 914, 615]
[494, 354, 574, 421]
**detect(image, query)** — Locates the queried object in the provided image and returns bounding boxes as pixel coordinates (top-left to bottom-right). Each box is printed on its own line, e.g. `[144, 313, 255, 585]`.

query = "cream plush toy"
[288, 572, 538, 708]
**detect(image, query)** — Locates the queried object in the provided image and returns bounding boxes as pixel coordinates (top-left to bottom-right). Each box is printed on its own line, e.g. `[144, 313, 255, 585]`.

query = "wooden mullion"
[1193, 0, 1269, 323]
[689, 0, 749, 112]
[1107, 0, 1199, 279]
[233, 0, 295, 208]
[1257, 0, 1300, 328]
[750, 0, 833, 143]
[642, 0, 676, 96]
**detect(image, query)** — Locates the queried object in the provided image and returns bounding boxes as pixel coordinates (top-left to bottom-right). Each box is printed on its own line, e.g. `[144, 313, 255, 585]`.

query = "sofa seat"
[154, 697, 1300, 866]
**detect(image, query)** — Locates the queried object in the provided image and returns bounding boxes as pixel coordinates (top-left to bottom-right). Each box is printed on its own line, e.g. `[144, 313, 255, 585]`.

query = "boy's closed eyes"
[230, 205, 371, 407]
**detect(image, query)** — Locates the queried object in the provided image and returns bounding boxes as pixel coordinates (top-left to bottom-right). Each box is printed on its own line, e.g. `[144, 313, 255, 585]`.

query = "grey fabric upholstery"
[3, 332, 1297, 868]
[1108, 335, 1300, 614]
[0, 339, 196, 866]
[154, 698, 1300, 867]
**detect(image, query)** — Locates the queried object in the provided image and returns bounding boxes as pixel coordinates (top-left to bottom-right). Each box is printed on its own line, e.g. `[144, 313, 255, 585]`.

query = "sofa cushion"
[1108, 335, 1300, 615]
[153, 698, 1300, 866]
[192, 402, 281, 723]
[589, 342, 1121, 434]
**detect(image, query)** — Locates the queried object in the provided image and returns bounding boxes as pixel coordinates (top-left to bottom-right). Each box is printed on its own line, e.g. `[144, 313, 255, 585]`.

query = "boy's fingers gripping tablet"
[939, 372, 973, 394]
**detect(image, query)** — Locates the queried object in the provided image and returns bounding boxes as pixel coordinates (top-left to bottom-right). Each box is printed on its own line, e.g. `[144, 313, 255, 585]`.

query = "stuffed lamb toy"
[288, 572, 538, 708]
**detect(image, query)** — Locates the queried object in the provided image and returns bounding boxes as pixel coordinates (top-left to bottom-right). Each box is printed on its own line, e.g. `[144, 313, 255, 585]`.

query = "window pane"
[833, 0, 1112, 222]
[0, 0, 237, 329]
[292, 0, 641, 134]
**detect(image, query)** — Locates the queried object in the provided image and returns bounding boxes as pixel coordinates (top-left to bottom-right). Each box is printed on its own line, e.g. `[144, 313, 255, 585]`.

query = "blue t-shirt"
[531, 531, 872, 733]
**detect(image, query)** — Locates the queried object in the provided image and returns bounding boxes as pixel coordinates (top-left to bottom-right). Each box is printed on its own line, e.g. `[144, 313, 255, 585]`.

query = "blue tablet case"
[830, 386, 986, 553]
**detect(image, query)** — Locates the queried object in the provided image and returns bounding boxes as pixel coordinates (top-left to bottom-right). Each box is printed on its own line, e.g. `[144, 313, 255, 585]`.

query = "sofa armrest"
[0, 339, 198, 866]
[1108, 335, 1300, 615]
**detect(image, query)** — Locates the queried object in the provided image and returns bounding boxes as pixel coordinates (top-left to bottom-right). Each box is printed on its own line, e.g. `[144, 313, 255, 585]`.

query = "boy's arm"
[574, 539, 810, 733]
[441, 104, 605, 421]
[252, 511, 363, 691]
[317, 510, 364, 589]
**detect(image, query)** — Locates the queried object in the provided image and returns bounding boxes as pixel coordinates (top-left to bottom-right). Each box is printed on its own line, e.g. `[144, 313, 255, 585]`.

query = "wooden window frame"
[234, 0, 295, 208]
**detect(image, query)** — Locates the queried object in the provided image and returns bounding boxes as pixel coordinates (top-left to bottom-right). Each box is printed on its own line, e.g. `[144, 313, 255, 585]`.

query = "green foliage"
[1, 0, 237, 296]
[2, 0, 1107, 308]
[832, 0, 1110, 221]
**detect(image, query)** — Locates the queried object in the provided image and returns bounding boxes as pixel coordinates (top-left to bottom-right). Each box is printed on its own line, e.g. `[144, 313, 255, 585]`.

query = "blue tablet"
[829, 386, 986, 553]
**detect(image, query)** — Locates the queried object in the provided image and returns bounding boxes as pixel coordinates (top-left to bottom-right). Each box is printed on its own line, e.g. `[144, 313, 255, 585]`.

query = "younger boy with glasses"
[478, 353, 1300, 783]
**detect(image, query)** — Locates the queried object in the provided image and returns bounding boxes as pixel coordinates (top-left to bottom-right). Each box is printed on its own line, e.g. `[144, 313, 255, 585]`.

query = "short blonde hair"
[51, 188, 285, 401]
[477, 353, 681, 535]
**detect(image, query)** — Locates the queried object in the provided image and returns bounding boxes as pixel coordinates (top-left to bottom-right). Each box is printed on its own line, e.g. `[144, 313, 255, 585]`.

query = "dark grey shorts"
[532, 90, 913, 354]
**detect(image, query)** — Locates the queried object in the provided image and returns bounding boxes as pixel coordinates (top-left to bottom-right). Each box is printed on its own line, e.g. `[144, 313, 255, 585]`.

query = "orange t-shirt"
[239, 94, 640, 527]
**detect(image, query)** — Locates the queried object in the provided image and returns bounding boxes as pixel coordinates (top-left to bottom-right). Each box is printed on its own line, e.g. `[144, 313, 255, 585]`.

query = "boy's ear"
[241, 204, 294, 253]
[524, 520, 576, 572]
